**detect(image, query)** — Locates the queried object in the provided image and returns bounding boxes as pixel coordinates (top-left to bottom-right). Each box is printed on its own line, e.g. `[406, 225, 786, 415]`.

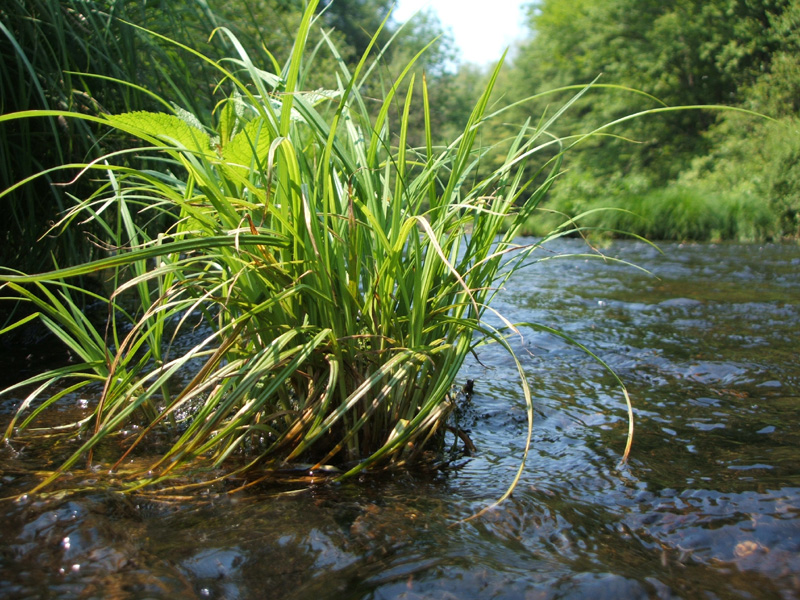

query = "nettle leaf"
[217, 90, 250, 149]
[107, 111, 212, 156]
[221, 117, 274, 175]
[301, 88, 341, 105]
[217, 98, 238, 149]
[171, 103, 206, 131]
[267, 89, 340, 124]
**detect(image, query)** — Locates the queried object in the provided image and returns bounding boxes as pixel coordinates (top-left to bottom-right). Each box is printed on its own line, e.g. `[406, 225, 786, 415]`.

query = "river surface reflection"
[2, 240, 799, 599]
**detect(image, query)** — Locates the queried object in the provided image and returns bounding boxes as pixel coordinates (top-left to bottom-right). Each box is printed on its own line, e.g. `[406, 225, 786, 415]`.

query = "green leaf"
[106, 111, 212, 156]
[221, 116, 274, 172]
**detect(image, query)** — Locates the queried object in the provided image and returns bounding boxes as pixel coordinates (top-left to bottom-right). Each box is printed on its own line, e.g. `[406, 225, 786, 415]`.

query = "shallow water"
[2, 240, 799, 599]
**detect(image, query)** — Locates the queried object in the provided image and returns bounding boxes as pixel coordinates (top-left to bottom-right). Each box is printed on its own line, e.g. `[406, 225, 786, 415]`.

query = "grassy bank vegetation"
[0, 0, 465, 275]
[520, 185, 778, 242]
[0, 0, 230, 274]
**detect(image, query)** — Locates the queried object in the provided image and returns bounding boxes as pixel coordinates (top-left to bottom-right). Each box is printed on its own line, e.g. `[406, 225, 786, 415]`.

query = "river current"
[1, 239, 798, 599]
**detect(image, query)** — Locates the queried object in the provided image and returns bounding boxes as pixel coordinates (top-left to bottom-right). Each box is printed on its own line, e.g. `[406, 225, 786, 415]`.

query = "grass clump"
[0, 2, 633, 502]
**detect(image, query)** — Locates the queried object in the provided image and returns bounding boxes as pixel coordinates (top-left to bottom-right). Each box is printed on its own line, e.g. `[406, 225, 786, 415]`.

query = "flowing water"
[1, 240, 799, 599]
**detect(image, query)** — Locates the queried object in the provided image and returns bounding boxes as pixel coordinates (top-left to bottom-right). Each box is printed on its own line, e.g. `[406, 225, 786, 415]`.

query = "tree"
[317, 0, 395, 58]
[506, 0, 799, 203]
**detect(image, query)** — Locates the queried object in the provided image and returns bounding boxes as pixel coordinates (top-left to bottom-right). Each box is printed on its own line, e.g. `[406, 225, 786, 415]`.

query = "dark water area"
[1, 240, 799, 599]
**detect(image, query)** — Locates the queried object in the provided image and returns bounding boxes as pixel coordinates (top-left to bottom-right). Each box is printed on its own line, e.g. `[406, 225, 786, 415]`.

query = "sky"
[392, 0, 529, 66]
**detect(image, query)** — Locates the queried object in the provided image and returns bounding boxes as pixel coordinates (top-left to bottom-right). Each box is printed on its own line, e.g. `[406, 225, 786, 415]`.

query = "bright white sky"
[392, 0, 529, 65]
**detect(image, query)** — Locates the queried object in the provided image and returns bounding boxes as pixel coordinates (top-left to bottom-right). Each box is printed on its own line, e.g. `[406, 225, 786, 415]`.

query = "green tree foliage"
[318, 0, 395, 57]
[505, 0, 799, 237]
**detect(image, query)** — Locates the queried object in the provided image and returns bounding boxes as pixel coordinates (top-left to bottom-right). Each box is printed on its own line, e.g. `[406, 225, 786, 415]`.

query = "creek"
[1, 239, 799, 599]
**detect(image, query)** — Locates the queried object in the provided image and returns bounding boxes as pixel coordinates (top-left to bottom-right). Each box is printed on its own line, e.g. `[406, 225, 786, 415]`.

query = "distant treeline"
[494, 0, 800, 241]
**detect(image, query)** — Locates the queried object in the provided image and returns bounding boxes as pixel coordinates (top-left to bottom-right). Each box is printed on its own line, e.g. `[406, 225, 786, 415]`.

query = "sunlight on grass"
[0, 1, 634, 506]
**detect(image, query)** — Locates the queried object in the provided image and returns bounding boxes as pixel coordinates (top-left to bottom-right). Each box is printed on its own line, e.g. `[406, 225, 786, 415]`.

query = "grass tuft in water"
[0, 1, 634, 504]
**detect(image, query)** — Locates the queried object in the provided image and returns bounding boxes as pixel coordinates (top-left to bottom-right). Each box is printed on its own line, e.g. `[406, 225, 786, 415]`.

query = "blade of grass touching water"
[0, 2, 638, 512]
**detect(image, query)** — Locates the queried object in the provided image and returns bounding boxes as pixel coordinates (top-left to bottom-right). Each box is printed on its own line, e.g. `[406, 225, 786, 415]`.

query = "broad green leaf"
[106, 111, 212, 156]
[221, 116, 274, 172]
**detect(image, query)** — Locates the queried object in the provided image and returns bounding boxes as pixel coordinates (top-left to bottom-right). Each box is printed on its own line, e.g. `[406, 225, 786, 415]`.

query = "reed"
[0, 0, 225, 274]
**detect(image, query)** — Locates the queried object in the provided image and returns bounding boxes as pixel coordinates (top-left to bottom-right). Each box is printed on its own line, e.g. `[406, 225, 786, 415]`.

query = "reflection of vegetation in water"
[0, 1, 636, 502]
